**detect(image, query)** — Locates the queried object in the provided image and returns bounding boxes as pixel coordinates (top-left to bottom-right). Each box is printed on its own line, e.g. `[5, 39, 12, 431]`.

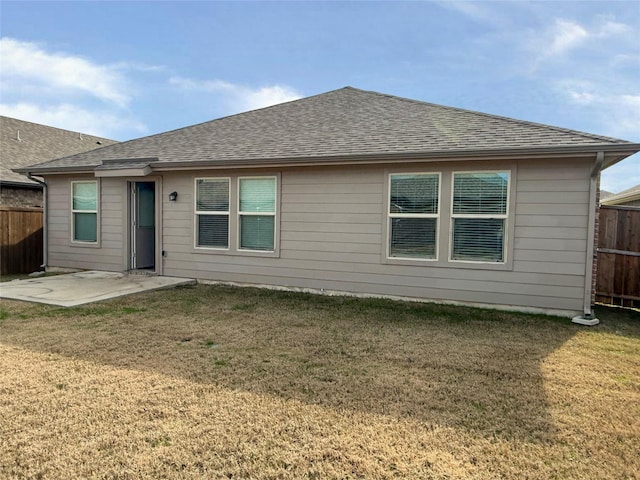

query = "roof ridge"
[343, 87, 631, 145]
[80, 87, 351, 150]
[0, 115, 116, 142]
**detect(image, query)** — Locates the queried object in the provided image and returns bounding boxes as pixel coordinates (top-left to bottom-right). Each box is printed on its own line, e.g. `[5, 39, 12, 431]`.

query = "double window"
[71, 181, 98, 243]
[387, 170, 509, 264]
[195, 176, 277, 253]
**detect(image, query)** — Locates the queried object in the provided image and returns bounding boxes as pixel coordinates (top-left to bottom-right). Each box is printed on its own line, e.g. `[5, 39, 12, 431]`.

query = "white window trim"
[449, 170, 510, 265]
[194, 177, 230, 251]
[70, 180, 99, 245]
[237, 175, 278, 253]
[387, 172, 441, 261]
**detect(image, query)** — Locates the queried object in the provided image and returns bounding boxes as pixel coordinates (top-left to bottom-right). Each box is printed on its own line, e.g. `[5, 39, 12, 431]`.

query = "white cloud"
[0, 102, 147, 139]
[557, 79, 639, 192]
[170, 77, 302, 112]
[556, 80, 640, 139]
[526, 17, 634, 70]
[0, 37, 130, 106]
[546, 19, 588, 56]
[595, 19, 631, 37]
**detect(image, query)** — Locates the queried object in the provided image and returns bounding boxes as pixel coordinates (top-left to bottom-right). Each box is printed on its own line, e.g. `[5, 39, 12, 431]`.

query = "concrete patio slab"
[0, 271, 195, 307]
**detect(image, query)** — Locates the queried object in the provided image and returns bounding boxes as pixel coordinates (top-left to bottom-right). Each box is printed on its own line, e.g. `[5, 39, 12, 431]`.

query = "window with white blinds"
[239, 177, 276, 251]
[451, 172, 509, 262]
[388, 173, 439, 259]
[71, 181, 98, 243]
[195, 178, 229, 249]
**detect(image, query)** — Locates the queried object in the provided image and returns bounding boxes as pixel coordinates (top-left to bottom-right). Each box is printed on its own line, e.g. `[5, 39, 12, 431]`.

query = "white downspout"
[572, 151, 604, 326]
[27, 173, 47, 270]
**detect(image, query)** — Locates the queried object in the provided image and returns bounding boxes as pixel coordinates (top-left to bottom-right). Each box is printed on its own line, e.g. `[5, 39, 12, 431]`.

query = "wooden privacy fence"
[595, 205, 640, 309]
[0, 206, 43, 276]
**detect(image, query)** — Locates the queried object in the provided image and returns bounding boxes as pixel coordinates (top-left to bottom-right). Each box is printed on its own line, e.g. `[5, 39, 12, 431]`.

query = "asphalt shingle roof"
[16, 87, 637, 173]
[601, 183, 640, 205]
[1, 116, 116, 185]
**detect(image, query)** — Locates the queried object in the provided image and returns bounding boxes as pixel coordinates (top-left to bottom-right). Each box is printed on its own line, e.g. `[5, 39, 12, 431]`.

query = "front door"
[130, 181, 155, 270]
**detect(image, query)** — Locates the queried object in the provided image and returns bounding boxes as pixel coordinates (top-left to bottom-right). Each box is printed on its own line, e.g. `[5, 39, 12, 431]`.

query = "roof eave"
[0, 179, 43, 189]
[13, 165, 98, 175]
[601, 191, 640, 205]
[13, 142, 640, 175]
[152, 143, 640, 170]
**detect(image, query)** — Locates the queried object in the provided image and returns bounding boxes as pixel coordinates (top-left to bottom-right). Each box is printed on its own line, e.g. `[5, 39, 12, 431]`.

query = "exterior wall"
[160, 158, 591, 314]
[0, 185, 43, 208]
[43, 157, 592, 314]
[46, 175, 125, 271]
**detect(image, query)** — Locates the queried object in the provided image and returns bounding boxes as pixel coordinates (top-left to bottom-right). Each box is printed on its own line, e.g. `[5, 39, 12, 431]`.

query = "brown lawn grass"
[1, 284, 639, 479]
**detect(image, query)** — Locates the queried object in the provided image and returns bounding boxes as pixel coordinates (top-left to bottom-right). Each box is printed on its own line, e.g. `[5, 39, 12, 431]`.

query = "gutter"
[13, 142, 640, 176]
[0, 180, 43, 189]
[26, 173, 48, 271]
[572, 151, 604, 326]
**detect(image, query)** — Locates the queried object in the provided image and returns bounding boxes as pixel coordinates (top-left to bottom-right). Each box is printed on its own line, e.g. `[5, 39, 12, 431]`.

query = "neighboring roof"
[601, 184, 640, 206]
[599, 190, 614, 200]
[15, 87, 640, 175]
[1, 116, 117, 186]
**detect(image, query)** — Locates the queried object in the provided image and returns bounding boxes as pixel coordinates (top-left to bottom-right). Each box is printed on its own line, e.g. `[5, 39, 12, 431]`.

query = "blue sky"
[1, 1, 638, 192]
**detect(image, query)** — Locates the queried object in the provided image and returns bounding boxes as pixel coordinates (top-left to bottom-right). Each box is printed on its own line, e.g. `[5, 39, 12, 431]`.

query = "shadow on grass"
[2, 285, 638, 444]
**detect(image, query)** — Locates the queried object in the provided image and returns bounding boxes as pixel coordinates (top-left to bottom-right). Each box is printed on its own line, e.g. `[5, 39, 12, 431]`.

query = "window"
[195, 178, 230, 249]
[451, 172, 509, 262]
[71, 181, 98, 243]
[388, 173, 439, 259]
[239, 177, 276, 251]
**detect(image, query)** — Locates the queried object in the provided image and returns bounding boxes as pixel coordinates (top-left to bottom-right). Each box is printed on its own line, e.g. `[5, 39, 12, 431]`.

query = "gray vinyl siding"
[160, 159, 591, 314]
[46, 175, 124, 271]
[43, 157, 592, 314]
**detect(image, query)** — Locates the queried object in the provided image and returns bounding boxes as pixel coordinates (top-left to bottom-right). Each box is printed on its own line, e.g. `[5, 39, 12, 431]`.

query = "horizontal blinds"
[196, 178, 229, 248]
[390, 218, 437, 258]
[389, 173, 438, 259]
[452, 218, 504, 262]
[240, 216, 275, 251]
[239, 178, 276, 213]
[452, 172, 508, 262]
[197, 215, 229, 248]
[390, 174, 438, 214]
[239, 177, 276, 251]
[453, 173, 508, 215]
[197, 179, 229, 212]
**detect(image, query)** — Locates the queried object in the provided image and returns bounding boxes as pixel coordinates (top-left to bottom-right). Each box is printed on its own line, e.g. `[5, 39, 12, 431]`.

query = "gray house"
[15, 88, 640, 321]
[1, 116, 116, 207]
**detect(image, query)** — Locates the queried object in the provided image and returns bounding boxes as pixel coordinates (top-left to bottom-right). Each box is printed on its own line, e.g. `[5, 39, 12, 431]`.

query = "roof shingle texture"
[1, 116, 116, 184]
[19, 87, 633, 172]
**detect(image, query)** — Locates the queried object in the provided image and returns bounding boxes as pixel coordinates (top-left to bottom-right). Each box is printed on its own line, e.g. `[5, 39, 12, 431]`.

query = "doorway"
[129, 181, 156, 271]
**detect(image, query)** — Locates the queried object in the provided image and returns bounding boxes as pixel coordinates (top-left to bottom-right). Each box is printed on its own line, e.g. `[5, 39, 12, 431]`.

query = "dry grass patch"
[1, 285, 639, 479]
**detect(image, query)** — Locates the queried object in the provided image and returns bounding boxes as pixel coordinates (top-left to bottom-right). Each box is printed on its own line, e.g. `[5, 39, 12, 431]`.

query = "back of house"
[15, 87, 640, 318]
